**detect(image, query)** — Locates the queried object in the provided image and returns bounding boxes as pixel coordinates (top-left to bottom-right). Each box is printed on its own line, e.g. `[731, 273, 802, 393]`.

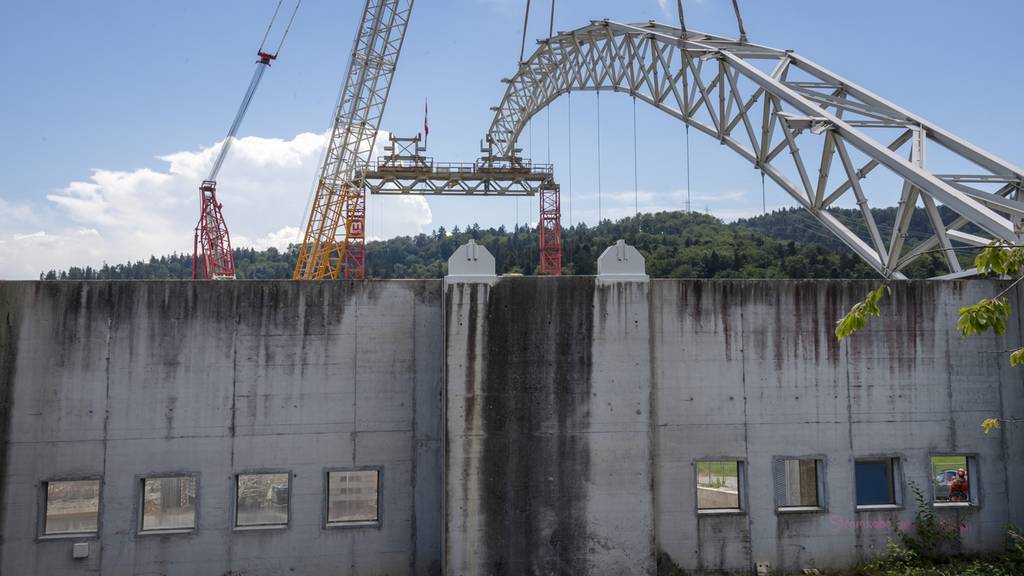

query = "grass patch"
[697, 460, 738, 487]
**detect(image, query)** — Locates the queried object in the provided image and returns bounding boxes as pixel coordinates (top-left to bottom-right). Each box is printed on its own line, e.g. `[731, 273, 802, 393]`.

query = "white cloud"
[0, 197, 37, 228]
[0, 131, 432, 279]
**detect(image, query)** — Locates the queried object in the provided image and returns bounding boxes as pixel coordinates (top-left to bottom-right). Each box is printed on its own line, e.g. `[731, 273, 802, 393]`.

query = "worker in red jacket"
[948, 468, 969, 502]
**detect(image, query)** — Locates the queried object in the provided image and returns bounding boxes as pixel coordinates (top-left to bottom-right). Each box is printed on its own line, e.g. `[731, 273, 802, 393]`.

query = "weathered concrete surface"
[445, 278, 655, 576]
[0, 281, 443, 576]
[651, 280, 1024, 574]
[1, 278, 1022, 576]
[446, 278, 1023, 575]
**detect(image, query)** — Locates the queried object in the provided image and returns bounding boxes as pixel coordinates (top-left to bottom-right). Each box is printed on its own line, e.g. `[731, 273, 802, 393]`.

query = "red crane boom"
[193, 2, 299, 280]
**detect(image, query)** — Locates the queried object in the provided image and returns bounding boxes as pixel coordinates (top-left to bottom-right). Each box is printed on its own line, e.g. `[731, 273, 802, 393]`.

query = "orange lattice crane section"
[293, 0, 414, 280]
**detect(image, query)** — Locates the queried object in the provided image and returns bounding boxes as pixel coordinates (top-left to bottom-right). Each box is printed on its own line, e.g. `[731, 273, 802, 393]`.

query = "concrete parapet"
[446, 240, 496, 284]
[597, 239, 648, 283]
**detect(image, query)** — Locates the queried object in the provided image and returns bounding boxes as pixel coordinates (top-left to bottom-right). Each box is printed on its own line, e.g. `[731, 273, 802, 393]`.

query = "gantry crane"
[293, 0, 565, 279]
[293, 0, 415, 280]
[358, 133, 563, 275]
[193, 1, 299, 280]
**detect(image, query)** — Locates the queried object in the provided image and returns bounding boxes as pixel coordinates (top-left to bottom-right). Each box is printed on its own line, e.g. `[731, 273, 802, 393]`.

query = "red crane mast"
[193, 2, 299, 280]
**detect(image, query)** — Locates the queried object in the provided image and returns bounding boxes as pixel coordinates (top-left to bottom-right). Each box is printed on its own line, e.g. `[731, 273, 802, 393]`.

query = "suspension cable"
[761, 169, 766, 214]
[597, 90, 603, 224]
[633, 95, 639, 223]
[675, 0, 687, 38]
[258, 0, 283, 54]
[529, 118, 534, 225]
[548, 0, 556, 37]
[519, 0, 532, 63]
[258, 0, 302, 57]
[273, 0, 301, 56]
[731, 0, 748, 42]
[685, 124, 691, 213]
[546, 106, 551, 164]
[568, 91, 573, 227]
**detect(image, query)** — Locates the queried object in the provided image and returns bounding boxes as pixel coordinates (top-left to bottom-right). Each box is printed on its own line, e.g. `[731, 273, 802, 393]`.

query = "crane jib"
[191, 0, 301, 281]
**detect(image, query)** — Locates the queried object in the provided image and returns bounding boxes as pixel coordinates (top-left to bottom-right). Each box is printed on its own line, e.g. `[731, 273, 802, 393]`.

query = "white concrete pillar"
[597, 239, 649, 284]
[445, 240, 496, 285]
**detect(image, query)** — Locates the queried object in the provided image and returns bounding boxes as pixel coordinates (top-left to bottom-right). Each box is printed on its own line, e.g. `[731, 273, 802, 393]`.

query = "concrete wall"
[2, 278, 1021, 575]
[444, 279, 656, 576]
[445, 278, 1024, 575]
[651, 280, 1024, 573]
[0, 281, 443, 576]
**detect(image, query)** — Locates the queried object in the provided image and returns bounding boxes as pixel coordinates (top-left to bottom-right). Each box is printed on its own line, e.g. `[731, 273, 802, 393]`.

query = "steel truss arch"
[487, 20, 1024, 278]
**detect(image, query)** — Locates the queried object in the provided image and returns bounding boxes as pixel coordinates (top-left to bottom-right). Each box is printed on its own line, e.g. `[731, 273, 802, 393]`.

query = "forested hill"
[734, 204, 965, 252]
[41, 208, 956, 281]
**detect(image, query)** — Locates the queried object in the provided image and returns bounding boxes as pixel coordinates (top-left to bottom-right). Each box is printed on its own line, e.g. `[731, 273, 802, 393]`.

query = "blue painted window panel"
[855, 459, 896, 506]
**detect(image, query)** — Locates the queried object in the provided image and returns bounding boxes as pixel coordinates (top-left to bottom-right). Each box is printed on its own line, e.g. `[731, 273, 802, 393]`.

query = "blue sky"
[1, 0, 1022, 278]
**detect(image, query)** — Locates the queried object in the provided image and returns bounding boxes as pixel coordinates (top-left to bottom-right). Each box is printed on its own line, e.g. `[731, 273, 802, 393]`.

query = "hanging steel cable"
[548, 0, 555, 37]
[685, 125, 691, 213]
[596, 90, 602, 223]
[259, 0, 301, 56]
[258, 1, 284, 54]
[731, 0, 748, 42]
[529, 118, 534, 224]
[567, 92, 573, 227]
[519, 0, 532, 63]
[633, 95, 639, 222]
[675, 0, 687, 38]
[546, 107, 551, 164]
[761, 170, 766, 214]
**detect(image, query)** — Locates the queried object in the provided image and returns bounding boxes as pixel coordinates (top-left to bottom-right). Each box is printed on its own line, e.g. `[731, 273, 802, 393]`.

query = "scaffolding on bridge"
[358, 134, 563, 275]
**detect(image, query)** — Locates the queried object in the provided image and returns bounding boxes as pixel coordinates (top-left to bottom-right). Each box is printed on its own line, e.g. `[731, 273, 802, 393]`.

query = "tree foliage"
[43, 210, 889, 281]
[835, 285, 891, 340]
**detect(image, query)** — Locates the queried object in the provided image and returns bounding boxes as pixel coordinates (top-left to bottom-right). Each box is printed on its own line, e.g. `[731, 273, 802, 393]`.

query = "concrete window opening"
[236, 473, 290, 527]
[931, 455, 973, 506]
[855, 458, 902, 509]
[326, 470, 380, 526]
[43, 479, 100, 536]
[696, 461, 743, 513]
[775, 458, 823, 511]
[140, 476, 196, 532]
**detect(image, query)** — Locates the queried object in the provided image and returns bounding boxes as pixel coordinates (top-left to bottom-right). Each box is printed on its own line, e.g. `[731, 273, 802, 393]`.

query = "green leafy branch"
[957, 297, 1012, 337]
[835, 284, 891, 340]
[982, 417, 1024, 434]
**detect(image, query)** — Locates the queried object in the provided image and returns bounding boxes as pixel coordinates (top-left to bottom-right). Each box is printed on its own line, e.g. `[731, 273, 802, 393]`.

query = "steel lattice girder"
[293, 0, 414, 280]
[359, 167, 554, 196]
[487, 20, 1024, 278]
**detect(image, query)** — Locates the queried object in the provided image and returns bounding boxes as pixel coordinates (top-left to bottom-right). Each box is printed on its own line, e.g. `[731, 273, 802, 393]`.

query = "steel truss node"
[487, 20, 1024, 279]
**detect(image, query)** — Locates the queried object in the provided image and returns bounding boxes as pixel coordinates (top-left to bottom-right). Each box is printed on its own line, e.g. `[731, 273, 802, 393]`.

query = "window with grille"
[774, 458, 823, 511]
